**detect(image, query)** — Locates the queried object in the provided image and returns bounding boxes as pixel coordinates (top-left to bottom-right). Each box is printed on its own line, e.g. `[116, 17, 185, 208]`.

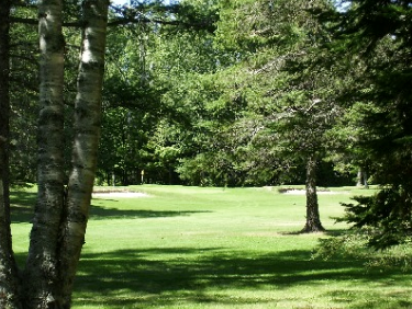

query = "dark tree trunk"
[301, 155, 325, 233]
[0, 1, 23, 307]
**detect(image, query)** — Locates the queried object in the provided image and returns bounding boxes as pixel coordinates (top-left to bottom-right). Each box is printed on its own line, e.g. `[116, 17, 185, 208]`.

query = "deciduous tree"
[0, 0, 109, 307]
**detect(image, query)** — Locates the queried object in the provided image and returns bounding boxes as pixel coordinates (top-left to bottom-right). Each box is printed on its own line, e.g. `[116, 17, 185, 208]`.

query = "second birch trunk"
[57, 0, 109, 306]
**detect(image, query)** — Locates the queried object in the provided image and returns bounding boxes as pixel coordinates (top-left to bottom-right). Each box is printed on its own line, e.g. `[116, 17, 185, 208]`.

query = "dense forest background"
[8, 0, 357, 188]
[6, 0, 412, 245]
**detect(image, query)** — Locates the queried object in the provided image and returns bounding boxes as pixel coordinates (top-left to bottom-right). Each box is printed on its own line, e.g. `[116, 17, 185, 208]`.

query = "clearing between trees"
[10, 185, 412, 309]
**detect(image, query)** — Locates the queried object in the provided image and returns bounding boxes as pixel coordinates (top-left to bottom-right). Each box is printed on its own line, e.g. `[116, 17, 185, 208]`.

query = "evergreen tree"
[321, 0, 412, 247]
[209, 0, 340, 230]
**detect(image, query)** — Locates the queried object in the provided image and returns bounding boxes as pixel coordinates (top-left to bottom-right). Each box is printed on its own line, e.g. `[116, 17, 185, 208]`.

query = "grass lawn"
[10, 185, 412, 309]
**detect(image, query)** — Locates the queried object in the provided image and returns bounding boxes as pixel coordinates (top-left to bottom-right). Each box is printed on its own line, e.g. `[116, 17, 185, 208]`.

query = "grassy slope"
[10, 185, 412, 309]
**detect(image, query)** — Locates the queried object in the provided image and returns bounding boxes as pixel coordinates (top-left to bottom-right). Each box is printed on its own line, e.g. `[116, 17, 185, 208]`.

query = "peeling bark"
[301, 155, 325, 233]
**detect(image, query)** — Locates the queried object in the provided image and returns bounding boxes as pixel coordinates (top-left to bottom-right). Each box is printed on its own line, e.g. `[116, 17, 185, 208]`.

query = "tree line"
[1, 0, 412, 307]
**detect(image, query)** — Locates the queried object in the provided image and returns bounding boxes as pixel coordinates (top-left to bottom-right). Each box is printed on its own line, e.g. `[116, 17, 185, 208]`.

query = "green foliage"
[319, 0, 412, 247]
[8, 5, 38, 184]
[316, 230, 412, 272]
[98, 1, 230, 185]
[339, 186, 412, 248]
[12, 0, 410, 194]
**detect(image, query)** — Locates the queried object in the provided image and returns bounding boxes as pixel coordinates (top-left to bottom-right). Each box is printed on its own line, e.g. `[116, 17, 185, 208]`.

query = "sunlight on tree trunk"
[58, 0, 109, 306]
[356, 168, 368, 188]
[20, 0, 109, 307]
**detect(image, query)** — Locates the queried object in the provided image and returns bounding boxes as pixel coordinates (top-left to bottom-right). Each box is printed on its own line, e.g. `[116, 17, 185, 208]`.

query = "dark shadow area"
[10, 191, 36, 223]
[74, 247, 412, 308]
[13, 252, 28, 270]
[89, 205, 211, 220]
[281, 229, 349, 236]
[324, 289, 412, 309]
[324, 229, 349, 237]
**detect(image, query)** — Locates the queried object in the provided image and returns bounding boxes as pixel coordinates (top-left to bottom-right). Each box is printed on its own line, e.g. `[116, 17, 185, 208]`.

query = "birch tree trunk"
[57, 0, 109, 306]
[0, 1, 22, 307]
[23, 0, 66, 307]
[301, 154, 325, 233]
[0, 0, 108, 307]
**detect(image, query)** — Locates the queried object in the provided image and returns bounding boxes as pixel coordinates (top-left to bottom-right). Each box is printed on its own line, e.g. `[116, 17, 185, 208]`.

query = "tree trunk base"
[300, 223, 326, 233]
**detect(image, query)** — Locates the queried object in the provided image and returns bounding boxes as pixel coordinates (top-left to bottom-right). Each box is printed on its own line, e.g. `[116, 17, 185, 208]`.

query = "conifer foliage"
[324, 0, 412, 247]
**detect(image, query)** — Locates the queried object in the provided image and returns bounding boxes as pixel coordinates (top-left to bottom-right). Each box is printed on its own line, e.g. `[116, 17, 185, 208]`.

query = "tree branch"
[11, 17, 81, 27]
[10, 17, 37, 25]
[11, 15, 211, 29]
[107, 15, 211, 29]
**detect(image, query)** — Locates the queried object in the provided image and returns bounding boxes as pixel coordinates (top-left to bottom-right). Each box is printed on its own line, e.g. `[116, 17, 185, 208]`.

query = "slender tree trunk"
[23, 0, 66, 307]
[356, 168, 362, 187]
[57, 0, 109, 306]
[356, 168, 368, 188]
[0, 1, 22, 307]
[363, 170, 368, 189]
[301, 155, 325, 233]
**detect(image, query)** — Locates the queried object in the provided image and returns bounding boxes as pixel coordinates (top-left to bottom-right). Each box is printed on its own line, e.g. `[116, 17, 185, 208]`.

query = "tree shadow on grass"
[324, 229, 350, 237]
[73, 247, 412, 308]
[325, 289, 412, 309]
[9, 191, 209, 222]
[10, 191, 36, 223]
[89, 205, 211, 220]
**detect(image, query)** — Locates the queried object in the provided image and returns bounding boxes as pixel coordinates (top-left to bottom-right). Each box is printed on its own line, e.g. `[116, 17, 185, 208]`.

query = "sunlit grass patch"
[10, 185, 412, 309]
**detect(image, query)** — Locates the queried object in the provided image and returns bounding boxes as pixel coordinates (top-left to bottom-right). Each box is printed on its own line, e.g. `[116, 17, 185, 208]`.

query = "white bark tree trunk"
[0, 0, 109, 307]
[23, 0, 66, 307]
[22, 0, 108, 307]
[57, 0, 109, 306]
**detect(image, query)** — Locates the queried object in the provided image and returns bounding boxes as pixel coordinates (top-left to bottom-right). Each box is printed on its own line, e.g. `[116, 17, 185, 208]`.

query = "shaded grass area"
[74, 248, 411, 309]
[10, 185, 412, 308]
[10, 190, 36, 223]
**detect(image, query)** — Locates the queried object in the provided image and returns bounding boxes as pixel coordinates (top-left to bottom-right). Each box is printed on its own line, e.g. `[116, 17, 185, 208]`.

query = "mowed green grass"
[10, 185, 412, 309]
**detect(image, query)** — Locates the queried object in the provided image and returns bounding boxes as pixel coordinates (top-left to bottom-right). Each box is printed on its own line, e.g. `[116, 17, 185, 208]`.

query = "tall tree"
[212, 0, 338, 230]
[58, 0, 109, 305]
[23, 0, 66, 305]
[321, 0, 412, 247]
[0, 1, 22, 308]
[0, 0, 109, 307]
